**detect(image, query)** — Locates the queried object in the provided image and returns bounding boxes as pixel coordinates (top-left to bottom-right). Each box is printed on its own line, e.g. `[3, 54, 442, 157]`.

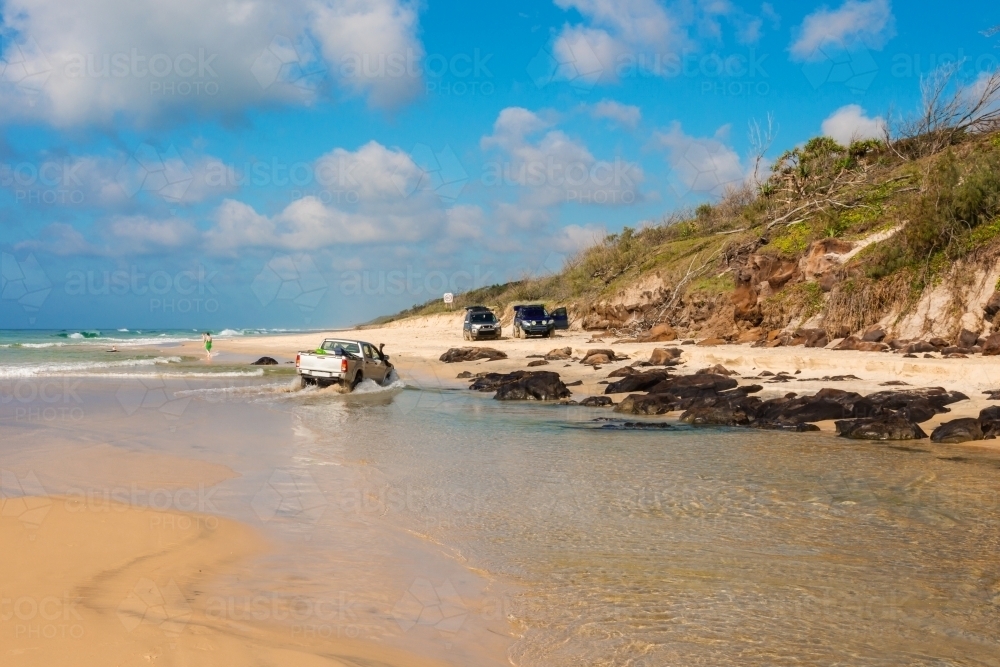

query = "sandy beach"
[6, 315, 1000, 666]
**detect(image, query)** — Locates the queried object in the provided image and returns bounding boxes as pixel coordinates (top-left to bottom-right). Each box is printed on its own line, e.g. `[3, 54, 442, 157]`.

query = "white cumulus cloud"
[790, 0, 895, 60]
[821, 104, 886, 145]
[655, 122, 748, 198]
[589, 100, 641, 129]
[0, 0, 426, 126]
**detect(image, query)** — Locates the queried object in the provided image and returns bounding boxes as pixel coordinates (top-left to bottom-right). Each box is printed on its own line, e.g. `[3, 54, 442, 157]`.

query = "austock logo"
[1, 253, 53, 324]
[0, 36, 53, 103]
[117, 578, 191, 637]
[251, 254, 328, 322]
[116, 143, 193, 202]
[391, 578, 468, 633]
[251, 468, 328, 534]
[0, 470, 52, 530]
[251, 35, 326, 91]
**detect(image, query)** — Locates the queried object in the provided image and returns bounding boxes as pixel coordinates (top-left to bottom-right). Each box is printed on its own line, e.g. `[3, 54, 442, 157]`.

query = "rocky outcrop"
[982, 333, 1000, 356]
[835, 416, 929, 440]
[252, 357, 279, 365]
[493, 372, 573, 401]
[544, 347, 573, 360]
[834, 336, 888, 352]
[527, 360, 549, 367]
[440, 347, 508, 363]
[648, 348, 683, 365]
[604, 370, 671, 395]
[799, 238, 855, 290]
[862, 327, 886, 343]
[930, 418, 984, 443]
[984, 291, 1000, 321]
[580, 396, 614, 407]
[637, 323, 677, 342]
[580, 349, 627, 366]
[469, 371, 531, 392]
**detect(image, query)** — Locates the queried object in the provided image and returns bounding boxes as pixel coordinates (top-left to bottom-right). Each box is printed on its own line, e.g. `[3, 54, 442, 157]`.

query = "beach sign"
[443, 292, 454, 304]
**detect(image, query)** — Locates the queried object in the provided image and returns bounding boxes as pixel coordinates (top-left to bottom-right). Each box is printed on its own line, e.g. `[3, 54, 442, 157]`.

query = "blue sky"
[0, 0, 997, 329]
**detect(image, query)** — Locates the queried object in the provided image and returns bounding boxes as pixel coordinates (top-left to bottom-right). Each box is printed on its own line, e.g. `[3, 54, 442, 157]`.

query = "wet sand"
[0, 380, 471, 667]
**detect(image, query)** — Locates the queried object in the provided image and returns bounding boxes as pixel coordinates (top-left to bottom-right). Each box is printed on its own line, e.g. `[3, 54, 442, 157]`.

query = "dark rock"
[608, 367, 639, 378]
[494, 372, 572, 401]
[545, 347, 573, 360]
[924, 354, 935, 359]
[648, 348, 683, 365]
[887, 339, 909, 350]
[527, 360, 549, 367]
[930, 418, 984, 444]
[696, 364, 736, 376]
[903, 354, 917, 358]
[565, 380, 583, 387]
[604, 370, 671, 395]
[679, 395, 761, 426]
[880, 380, 909, 386]
[929, 337, 950, 348]
[581, 349, 622, 365]
[581, 396, 614, 407]
[836, 416, 928, 441]
[598, 420, 673, 430]
[440, 347, 508, 363]
[647, 374, 740, 396]
[861, 388, 969, 421]
[982, 389, 1000, 400]
[835, 336, 888, 352]
[984, 291, 1000, 320]
[614, 394, 675, 416]
[862, 327, 887, 343]
[982, 332, 1000, 356]
[755, 388, 865, 424]
[899, 341, 937, 354]
[979, 406, 1000, 437]
[456, 371, 472, 379]
[941, 347, 974, 356]
[469, 371, 531, 392]
[751, 422, 822, 432]
[958, 328, 980, 348]
[681, 340, 696, 345]
[251, 356, 279, 365]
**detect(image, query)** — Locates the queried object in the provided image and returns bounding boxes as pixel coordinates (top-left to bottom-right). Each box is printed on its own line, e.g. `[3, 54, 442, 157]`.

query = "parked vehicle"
[296, 338, 392, 389]
[551, 307, 569, 330]
[464, 309, 501, 340]
[464, 305, 492, 313]
[513, 304, 555, 338]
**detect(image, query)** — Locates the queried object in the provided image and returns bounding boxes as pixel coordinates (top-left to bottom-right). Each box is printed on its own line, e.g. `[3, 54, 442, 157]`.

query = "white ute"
[296, 338, 393, 390]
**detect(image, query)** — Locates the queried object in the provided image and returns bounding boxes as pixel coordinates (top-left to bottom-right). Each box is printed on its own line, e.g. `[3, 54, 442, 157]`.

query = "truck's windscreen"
[321, 340, 361, 354]
[520, 308, 546, 319]
[470, 313, 496, 323]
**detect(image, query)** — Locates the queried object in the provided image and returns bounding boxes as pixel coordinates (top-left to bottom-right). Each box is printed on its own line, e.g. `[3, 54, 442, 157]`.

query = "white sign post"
[443, 292, 454, 309]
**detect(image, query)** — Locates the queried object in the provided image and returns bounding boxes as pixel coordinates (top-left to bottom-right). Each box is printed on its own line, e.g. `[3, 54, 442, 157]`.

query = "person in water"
[202, 332, 213, 359]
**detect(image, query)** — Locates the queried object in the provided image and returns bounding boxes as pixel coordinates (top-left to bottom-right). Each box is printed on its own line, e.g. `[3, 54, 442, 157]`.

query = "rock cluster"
[608, 369, 968, 438]
[468, 370, 572, 401]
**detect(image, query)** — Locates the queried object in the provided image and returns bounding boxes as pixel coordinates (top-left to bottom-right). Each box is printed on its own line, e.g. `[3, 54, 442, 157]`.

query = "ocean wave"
[0, 356, 182, 378]
[216, 328, 244, 337]
[91, 369, 267, 379]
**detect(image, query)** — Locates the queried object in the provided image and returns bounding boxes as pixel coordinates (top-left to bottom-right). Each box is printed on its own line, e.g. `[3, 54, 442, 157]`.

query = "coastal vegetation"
[377, 67, 1000, 340]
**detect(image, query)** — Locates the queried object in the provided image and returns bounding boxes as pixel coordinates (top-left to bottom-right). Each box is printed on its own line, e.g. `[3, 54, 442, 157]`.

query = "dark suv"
[513, 305, 554, 338]
[463, 309, 501, 340]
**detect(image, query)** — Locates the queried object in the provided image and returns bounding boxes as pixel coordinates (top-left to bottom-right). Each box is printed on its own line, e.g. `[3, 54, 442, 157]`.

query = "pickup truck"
[296, 338, 393, 389]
